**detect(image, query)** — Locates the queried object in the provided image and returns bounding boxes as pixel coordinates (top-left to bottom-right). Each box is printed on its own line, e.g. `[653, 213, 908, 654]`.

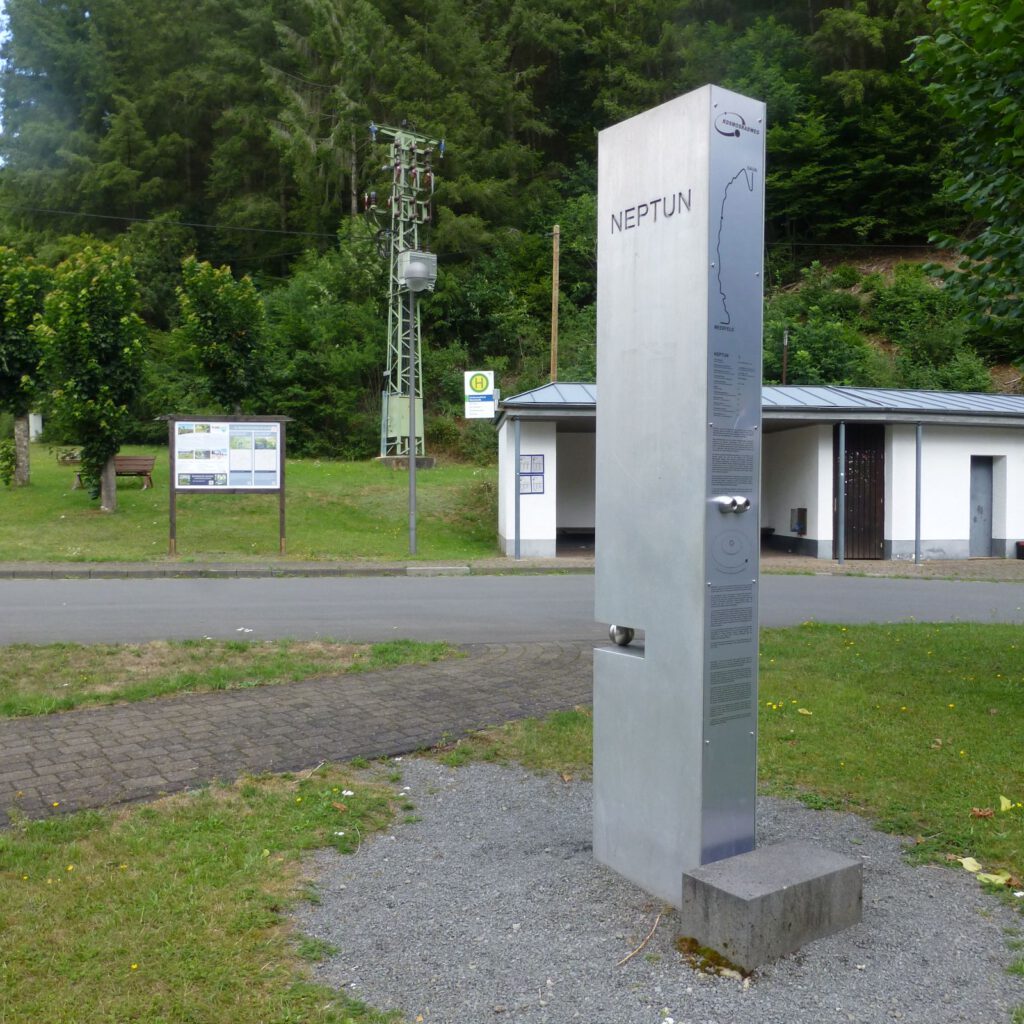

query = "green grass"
[0, 766, 402, 1024]
[436, 707, 594, 777]
[1, 622, 1022, 1021]
[0, 443, 498, 561]
[0, 638, 456, 718]
[758, 622, 1024, 874]
[443, 623, 1024, 878]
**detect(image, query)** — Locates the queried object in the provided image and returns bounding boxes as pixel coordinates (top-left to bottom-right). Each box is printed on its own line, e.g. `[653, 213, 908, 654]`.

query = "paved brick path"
[0, 641, 593, 826]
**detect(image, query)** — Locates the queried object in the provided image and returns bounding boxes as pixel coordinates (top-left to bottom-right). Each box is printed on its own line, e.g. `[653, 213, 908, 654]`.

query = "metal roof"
[761, 385, 1024, 416]
[498, 383, 1024, 428]
[501, 382, 597, 407]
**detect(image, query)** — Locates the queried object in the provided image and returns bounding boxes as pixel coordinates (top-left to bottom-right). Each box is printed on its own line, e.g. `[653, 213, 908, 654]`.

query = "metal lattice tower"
[365, 122, 442, 457]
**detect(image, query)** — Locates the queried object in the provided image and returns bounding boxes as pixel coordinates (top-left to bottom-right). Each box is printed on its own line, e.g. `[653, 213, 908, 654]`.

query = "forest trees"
[909, 0, 1024, 360]
[0, 0, 1014, 468]
[35, 247, 146, 510]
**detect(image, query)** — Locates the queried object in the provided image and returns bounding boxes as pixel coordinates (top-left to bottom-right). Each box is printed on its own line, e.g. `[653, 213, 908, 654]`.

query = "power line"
[0, 201, 340, 240]
[0, 199, 948, 256]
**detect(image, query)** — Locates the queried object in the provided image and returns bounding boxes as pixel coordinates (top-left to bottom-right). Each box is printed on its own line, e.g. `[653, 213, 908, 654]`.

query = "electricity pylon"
[365, 121, 442, 458]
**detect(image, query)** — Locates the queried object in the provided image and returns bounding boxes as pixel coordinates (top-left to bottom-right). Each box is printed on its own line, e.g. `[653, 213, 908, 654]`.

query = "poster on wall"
[518, 454, 545, 494]
[174, 420, 281, 490]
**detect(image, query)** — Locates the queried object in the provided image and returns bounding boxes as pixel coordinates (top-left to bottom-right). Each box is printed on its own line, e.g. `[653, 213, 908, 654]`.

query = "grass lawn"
[0, 638, 455, 718]
[0, 766, 403, 1023]
[0, 443, 498, 562]
[445, 622, 1024, 879]
[0, 622, 1021, 1021]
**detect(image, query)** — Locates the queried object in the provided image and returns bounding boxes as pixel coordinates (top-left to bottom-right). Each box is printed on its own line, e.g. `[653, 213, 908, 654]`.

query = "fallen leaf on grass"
[797, 708, 813, 716]
[977, 870, 1012, 886]
[957, 857, 982, 873]
[970, 807, 994, 818]
[332, 802, 348, 813]
[1000, 795, 1013, 812]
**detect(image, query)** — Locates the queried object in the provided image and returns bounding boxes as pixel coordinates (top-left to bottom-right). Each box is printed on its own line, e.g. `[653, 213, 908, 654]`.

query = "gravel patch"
[296, 758, 1024, 1024]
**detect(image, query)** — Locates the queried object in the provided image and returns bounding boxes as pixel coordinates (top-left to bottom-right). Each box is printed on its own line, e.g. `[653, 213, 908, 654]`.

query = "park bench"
[113, 455, 156, 489]
[70, 454, 156, 490]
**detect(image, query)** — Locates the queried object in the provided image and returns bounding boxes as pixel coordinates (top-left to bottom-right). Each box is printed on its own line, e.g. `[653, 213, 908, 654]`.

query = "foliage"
[909, 1, 1024, 360]
[764, 261, 990, 391]
[34, 246, 146, 502]
[0, 439, 15, 486]
[0, 248, 52, 417]
[0, 247, 52, 484]
[0, 1, 1003, 444]
[175, 257, 266, 414]
[261, 230, 385, 457]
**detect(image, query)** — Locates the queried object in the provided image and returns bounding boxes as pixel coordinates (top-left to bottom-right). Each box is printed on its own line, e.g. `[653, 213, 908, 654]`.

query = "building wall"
[888, 424, 1024, 559]
[497, 418, 558, 557]
[556, 432, 596, 529]
[498, 412, 1024, 560]
[761, 425, 833, 557]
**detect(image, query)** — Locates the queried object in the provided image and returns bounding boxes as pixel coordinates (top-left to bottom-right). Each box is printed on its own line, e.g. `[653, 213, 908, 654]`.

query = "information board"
[173, 420, 282, 490]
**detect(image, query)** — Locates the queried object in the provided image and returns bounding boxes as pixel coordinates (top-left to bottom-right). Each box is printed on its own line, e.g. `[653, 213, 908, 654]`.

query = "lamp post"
[399, 251, 437, 555]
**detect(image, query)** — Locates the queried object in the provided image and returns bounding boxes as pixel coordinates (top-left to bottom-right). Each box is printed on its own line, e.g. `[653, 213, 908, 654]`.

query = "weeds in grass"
[0, 638, 457, 718]
[758, 622, 1024, 876]
[0, 767, 401, 1023]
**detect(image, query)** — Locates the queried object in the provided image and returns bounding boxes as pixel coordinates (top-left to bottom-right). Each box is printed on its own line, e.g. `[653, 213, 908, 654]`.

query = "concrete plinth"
[377, 456, 436, 470]
[679, 841, 862, 972]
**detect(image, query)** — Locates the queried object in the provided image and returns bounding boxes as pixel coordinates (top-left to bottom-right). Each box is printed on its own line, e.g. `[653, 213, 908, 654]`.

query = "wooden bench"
[113, 455, 156, 489]
[73, 455, 156, 490]
[55, 447, 81, 466]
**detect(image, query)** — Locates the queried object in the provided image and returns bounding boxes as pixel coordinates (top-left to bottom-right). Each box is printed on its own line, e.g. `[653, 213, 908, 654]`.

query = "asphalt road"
[0, 573, 1022, 645]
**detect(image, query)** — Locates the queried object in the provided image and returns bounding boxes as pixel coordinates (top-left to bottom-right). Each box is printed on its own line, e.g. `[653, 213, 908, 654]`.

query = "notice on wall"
[518, 454, 545, 494]
[174, 421, 282, 490]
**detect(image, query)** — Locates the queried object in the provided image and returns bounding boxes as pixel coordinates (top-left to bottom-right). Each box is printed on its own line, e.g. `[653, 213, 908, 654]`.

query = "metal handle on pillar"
[713, 495, 751, 514]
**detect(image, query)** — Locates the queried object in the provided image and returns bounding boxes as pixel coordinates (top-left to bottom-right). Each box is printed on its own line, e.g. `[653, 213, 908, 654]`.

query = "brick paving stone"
[0, 642, 594, 826]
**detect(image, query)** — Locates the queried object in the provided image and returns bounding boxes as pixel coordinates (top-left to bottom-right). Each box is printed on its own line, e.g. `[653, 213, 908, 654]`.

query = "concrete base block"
[679, 841, 862, 971]
[377, 456, 436, 470]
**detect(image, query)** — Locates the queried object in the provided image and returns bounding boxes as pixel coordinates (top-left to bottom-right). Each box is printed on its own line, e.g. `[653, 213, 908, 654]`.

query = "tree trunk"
[13, 414, 30, 486]
[350, 128, 359, 218]
[99, 455, 118, 512]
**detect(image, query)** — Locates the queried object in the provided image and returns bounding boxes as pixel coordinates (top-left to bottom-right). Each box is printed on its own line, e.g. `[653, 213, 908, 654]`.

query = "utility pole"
[365, 121, 442, 459]
[550, 224, 560, 382]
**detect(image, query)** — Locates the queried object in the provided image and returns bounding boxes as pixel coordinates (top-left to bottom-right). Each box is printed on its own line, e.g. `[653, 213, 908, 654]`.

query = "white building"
[496, 383, 1024, 561]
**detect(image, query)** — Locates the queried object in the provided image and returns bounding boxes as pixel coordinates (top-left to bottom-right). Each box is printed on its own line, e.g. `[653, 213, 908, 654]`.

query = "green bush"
[0, 439, 14, 485]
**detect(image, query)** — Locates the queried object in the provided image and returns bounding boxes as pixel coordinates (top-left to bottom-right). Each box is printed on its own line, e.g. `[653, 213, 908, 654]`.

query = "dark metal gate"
[834, 424, 885, 559]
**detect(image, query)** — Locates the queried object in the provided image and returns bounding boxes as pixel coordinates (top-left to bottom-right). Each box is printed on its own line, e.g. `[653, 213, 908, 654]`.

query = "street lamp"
[398, 251, 437, 555]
